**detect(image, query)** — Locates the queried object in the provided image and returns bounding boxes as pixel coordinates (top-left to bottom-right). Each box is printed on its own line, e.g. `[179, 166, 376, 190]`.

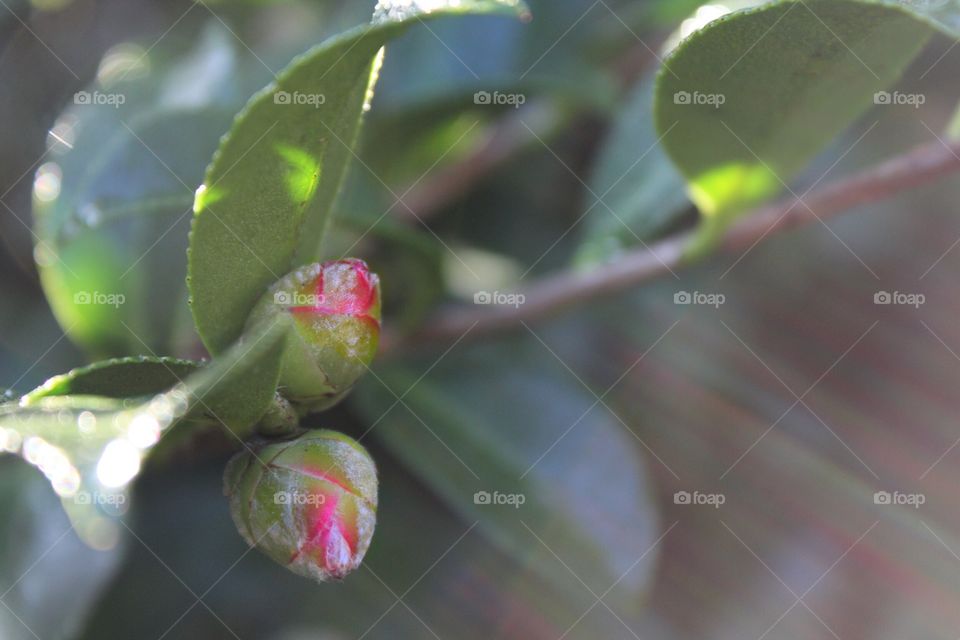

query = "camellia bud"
[246, 259, 381, 413]
[224, 430, 378, 582]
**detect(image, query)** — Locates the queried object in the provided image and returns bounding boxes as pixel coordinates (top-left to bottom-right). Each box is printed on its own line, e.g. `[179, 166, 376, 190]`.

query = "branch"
[384, 137, 960, 353]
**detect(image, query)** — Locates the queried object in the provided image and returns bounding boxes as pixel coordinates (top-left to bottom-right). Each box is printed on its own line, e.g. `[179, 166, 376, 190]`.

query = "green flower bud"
[224, 430, 377, 582]
[246, 260, 381, 413]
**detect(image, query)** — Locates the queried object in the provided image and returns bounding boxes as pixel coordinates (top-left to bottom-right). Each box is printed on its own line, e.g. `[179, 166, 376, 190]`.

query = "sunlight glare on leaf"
[194, 183, 226, 214]
[96, 439, 141, 488]
[23, 436, 81, 497]
[689, 162, 779, 219]
[373, 0, 526, 23]
[663, 1, 765, 54]
[127, 413, 161, 449]
[0, 394, 186, 546]
[681, 4, 732, 38]
[276, 145, 321, 204]
[374, 0, 465, 22]
[664, 3, 732, 53]
[0, 427, 22, 452]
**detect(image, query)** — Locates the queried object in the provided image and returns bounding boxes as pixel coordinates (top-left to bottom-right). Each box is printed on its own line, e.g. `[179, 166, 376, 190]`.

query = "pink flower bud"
[246, 260, 381, 413]
[224, 430, 378, 582]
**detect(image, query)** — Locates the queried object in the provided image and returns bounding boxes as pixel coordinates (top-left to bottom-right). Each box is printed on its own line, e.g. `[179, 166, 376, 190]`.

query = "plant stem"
[384, 137, 960, 353]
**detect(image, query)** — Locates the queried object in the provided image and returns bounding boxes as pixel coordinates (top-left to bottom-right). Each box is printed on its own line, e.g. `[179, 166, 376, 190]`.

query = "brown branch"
[383, 137, 960, 354]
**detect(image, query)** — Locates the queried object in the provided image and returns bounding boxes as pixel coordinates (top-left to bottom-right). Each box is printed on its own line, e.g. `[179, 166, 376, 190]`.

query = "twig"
[384, 137, 960, 353]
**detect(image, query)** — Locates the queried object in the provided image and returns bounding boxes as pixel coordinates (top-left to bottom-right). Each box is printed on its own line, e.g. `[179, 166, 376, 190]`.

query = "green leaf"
[353, 341, 659, 607]
[0, 317, 290, 547]
[35, 107, 234, 358]
[17, 330, 286, 434]
[33, 24, 266, 358]
[21, 356, 200, 402]
[189, 0, 529, 354]
[654, 0, 956, 250]
[0, 460, 124, 640]
[130, 314, 292, 433]
[576, 74, 690, 266]
[18, 357, 220, 462]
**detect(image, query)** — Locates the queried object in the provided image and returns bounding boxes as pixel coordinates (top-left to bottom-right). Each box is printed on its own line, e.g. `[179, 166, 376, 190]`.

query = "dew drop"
[78, 411, 96, 433]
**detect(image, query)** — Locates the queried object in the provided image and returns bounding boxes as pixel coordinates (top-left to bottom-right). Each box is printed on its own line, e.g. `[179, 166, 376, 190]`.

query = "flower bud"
[224, 430, 377, 582]
[246, 260, 381, 413]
